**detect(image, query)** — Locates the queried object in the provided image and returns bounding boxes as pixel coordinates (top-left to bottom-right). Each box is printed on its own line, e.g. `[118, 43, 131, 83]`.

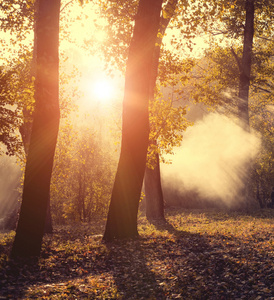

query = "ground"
[0, 208, 274, 299]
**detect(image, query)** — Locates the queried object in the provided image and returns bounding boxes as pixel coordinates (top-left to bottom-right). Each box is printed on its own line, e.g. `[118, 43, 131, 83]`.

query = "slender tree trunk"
[103, 0, 164, 241]
[19, 108, 32, 154]
[144, 0, 178, 221]
[11, 0, 60, 258]
[45, 197, 53, 233]
[238, 0, 254, 131]
[236, 0, 255, 210]
[145, 143, 165, 220]
[144, 39, 165, 221]
[256, 182, 263, 208]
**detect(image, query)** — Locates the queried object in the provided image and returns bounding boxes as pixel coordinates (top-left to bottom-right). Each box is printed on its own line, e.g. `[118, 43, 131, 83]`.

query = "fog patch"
[0, 155, 22, 229]
[161, 113, 261, 208]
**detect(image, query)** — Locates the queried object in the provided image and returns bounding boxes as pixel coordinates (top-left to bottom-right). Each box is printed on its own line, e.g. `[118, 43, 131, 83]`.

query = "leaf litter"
[0, 208, 273, 299]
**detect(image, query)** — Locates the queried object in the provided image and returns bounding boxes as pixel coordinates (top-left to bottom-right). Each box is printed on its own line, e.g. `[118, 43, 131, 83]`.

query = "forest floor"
[0, 208, 274, 299]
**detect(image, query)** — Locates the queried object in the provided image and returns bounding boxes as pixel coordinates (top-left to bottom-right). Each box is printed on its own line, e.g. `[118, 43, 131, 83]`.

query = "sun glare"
[87, 78, 115, 103]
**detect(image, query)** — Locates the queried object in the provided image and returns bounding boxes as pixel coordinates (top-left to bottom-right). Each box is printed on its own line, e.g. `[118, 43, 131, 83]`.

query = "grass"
[0, 208, 274, 299]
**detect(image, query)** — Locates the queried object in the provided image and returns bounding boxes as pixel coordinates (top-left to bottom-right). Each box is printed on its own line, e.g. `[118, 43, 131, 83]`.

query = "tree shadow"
[0, 238, 167, 299]
[147, 218, 212, 257]
[1, 215, 273, 299]
[148, 218, 180, 235]
[103, 239, 167, 299]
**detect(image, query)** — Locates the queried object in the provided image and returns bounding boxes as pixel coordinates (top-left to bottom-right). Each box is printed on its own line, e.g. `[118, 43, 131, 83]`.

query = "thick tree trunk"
[103, 0, 163, 241]
[238, 0, 254, 131]
[11, 0, 60, 258]
[144, 0, 178, 221]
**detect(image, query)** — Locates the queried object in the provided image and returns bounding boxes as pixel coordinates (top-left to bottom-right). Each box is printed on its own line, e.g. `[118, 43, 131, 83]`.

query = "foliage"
[0, 52, 34, 157]
[0, 0, 34, 43]
[51, 120, 116, 224]
[0, 49, 80, 158]
[189, 46, 239, 111]
[0, 208, 273, 299]
[209, 0, 274, 39]
[0, 67, 22, 156]
[147, 96, 192, 168]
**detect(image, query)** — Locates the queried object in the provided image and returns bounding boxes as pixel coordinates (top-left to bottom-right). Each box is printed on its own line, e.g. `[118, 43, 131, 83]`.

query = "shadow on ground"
[0, 211, 273, 299]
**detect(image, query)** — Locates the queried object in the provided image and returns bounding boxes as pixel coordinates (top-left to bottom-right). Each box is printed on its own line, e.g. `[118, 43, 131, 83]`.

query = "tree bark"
[11, 0, 60, 258]
[144, 0, 178, 221]
[145, 144, 165, 220]
[238, 0, 254, 131]
[103, 0, 163, 241]
[233, 0, 255, 210]
[45, 197, 53, 233]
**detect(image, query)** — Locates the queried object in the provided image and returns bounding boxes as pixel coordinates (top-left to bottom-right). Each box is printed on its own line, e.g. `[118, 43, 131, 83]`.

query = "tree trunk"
[45, 197, 53, 233]
[144, 0, 178, 221]
[103, 0, 163, 241]
[19, 107, 33, 155]
[230, 0, 255, 209]
[11, 0, 60, 258]
[256, 182, 264, 208]
[145, 145, 165, 220]
[238, 0, 255, 210]
[238, 0, 254, 131]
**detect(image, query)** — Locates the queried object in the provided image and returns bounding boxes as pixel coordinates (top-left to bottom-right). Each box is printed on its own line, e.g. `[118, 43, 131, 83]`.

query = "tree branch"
[60, 0, 73, 13]
[255, 35, 273, 41]
[252, 84, 272, 94]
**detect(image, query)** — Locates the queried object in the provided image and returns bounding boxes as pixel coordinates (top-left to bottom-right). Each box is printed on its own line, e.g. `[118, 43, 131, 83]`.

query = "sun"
[83, 77, 115, 104]
[93, 79, 114, 102]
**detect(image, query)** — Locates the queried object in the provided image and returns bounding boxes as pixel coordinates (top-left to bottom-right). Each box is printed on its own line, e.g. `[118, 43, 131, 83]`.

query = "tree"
[234, 0, 255, 206]
[11, 0, 61, 258]
[230, 0, 254, 130]
[144, 0, 179, 221]
[188, 0, 274, 208]
[205, 0, 273, 128]
[50, 122, 116, 224]
[103, 0, 164, 241]
[98, 0, 200, 222]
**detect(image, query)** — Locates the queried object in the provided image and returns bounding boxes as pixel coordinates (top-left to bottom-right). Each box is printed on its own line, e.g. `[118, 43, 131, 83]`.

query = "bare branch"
[252, 84, 272, 94]
[60, 0, 74, 13]
[255, 35, 273, 41]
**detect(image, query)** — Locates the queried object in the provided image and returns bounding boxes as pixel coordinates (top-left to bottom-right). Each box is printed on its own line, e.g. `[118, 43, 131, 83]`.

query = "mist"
[0, 155, 22, 229]
[161, 113, 261, 209]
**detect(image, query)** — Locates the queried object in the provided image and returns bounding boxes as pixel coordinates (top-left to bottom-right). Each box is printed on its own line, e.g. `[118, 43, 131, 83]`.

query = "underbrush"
[0, 208, 273, 299]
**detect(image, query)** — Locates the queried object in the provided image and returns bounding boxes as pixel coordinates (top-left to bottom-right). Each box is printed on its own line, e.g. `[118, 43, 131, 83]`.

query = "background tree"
[144, 0, 179, 222]
[187, 0, 274, 208]
[51, 121, 116, 223]
[236, 0, 254, 130]
[11, 0, 61, 258]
